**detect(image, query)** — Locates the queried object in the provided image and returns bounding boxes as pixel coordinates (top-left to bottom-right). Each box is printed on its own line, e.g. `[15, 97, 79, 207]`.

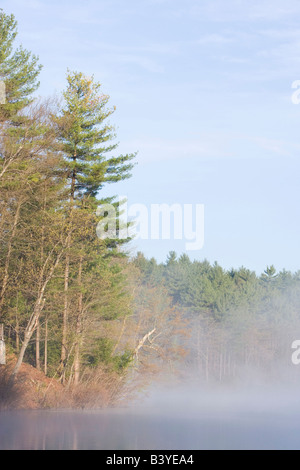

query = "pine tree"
[0, 9, 42, 122]
[53, 71, 136, 384]
[0, 9, 44, 191]
[54, 70, 135, 203]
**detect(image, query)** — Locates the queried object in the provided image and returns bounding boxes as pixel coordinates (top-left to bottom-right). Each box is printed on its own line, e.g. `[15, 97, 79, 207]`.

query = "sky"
[1, 0, 300, 274]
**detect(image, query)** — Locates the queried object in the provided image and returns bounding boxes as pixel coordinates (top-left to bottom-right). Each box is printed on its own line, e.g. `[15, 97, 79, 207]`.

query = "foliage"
[0, 9, 300, 407]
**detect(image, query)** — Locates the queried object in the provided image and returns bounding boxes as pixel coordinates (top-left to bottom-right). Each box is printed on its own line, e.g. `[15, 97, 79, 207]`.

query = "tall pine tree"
[0, 9, 42, 122]
[53, 71, 136, 384]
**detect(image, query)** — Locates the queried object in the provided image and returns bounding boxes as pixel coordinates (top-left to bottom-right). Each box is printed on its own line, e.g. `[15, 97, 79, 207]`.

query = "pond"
[1, 384, 300, 450]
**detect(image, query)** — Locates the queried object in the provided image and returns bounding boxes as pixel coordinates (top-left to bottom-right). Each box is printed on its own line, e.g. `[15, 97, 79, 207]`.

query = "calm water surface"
[1, 385, 300, 450]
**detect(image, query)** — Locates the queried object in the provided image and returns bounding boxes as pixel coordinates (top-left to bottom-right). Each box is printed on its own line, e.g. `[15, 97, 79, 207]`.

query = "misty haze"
[1, 0, 300, 453]
[2, 381, 300, 450]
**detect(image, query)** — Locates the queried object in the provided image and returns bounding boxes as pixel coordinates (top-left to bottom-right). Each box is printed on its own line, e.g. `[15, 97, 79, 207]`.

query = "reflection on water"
[1, 385, 300, 450]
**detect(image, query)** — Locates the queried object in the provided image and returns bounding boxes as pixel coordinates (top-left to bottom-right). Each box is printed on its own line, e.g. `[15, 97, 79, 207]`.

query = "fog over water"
[1, 378, 300, 450]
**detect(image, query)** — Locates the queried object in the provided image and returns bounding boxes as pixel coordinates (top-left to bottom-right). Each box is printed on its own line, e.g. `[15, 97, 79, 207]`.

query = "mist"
[2, 287, 300, 450]
[1, 378, 300, 450]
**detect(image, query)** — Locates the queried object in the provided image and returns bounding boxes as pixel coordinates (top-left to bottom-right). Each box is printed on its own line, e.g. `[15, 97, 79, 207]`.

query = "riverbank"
[0, 355, 130, 411]
[0, 356, 71, 410]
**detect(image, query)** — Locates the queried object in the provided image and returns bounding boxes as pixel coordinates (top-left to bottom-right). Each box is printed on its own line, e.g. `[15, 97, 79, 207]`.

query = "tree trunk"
[10, 248, 63, 379]
[16, 315, 20, 353]
[74, 255, 83, 386]
[60, 253, 70, 383]
[36, 320, 40, 370]
[73, 318, 81, 386]
[0, 200, 22, 313]
[44, 317, 48, 376]
[60, 207, 73, 383]
[11, 296, 46, 378]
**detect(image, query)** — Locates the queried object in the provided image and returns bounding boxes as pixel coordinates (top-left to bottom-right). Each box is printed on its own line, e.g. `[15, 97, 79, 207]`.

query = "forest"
[0, 9, 299, 409]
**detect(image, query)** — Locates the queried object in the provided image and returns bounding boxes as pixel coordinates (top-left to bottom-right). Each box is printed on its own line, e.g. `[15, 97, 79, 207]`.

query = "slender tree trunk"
[219, 351, 223, 382]
[60, 201, 73, 382]
[16, 313, 20, 353]
[36, 182, 46, 373]
[12, 296, 46, 378]
[112, 314, 130, 354]
[60, 252, 70, 383]
[11, 248, 63, 379]
[36, 320, 40, 370]
[0, 200, 22, 313]
[0, 145, 25, 181]
[44, 317, 48, 376]
[73, 318, 81, 386]
[74, 255, 83, 386]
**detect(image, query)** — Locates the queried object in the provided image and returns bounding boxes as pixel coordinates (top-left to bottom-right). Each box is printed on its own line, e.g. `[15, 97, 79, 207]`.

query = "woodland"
[0, 10, 299, 409]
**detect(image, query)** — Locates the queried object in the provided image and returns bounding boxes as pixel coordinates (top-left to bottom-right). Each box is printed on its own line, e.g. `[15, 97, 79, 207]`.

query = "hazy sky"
[2, 0, 300, 274]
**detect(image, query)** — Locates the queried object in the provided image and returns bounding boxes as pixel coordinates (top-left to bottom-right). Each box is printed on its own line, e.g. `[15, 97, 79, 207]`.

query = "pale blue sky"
[2, 0, 300, 274]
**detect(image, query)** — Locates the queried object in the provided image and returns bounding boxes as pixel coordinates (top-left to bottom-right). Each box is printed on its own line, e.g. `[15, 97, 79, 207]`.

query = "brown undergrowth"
[0, 355, 132, 411]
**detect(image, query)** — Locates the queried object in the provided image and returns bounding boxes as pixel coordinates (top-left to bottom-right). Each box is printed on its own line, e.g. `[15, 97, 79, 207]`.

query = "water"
[1, 384, 300, 450]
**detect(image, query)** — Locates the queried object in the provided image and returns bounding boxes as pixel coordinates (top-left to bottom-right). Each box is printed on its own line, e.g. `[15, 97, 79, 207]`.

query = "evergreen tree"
[53, 71, 136, 384]
[54, 70, 135, 203]
[0, 9, 42, 122]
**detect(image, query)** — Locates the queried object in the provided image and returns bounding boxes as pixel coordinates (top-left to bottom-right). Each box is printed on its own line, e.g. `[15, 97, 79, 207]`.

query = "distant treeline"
[133, 251, 300, 382]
